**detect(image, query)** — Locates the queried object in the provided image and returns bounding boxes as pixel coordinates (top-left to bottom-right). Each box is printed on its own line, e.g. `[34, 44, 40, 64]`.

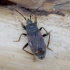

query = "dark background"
[0, 0, 15, 5]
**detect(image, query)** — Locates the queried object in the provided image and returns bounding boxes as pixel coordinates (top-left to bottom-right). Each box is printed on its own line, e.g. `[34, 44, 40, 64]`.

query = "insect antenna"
[13, 8, 26, 20]
[29, 6, 41, 19]
[7, 6, 26, 20]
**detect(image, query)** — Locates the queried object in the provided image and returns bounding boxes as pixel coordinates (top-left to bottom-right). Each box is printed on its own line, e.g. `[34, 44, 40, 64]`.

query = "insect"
[13, 8, 52, 61]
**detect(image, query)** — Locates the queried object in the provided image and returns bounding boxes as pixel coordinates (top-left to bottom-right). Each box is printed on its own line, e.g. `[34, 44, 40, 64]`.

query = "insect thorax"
[26, 23, 38, 34]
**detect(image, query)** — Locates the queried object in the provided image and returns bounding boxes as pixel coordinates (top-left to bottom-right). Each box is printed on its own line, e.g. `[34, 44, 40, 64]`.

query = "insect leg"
[34, 15, 37, 25]
[19, 20, 26, 30]
[46, 33, 53, 51]
[23, 43, 36, 61]
[39, 27, 53, 51]
[30, 15, 31, 20]
[13, 33, 27, 42]
[43, 32, 53, 51]
[33, 55, 36, 62]
[42, 34, 49, 37]
[42, 30, 52, 37]
[23, 43, 33, 55]
[39, 27, 48, 33]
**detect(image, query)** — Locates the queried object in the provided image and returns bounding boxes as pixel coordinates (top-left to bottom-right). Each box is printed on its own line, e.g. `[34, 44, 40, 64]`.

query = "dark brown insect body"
[13, 8, 52, 61]
[26, 20, 46, 59]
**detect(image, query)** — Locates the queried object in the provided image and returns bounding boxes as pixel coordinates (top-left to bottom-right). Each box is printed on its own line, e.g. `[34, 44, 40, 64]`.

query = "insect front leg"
[46, 32, 53, 51]
[30, 15, 31, 20]
[13, 33, 27, 42]
[19, 20, 26, 30]
[34, 15, 37, 25]
[23, 43, 36, 61]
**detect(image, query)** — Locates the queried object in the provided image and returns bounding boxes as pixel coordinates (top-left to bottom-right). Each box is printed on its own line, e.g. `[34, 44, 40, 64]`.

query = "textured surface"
[9, 0, 70, 11]
[0, 6, 70, 70]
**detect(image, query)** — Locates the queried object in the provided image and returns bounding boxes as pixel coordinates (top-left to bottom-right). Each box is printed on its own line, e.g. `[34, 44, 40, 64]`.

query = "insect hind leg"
[23, 43, 36, 61]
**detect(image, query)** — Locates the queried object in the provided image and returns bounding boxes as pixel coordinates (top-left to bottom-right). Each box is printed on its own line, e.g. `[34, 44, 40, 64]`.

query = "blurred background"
[0, 0, 70, 12]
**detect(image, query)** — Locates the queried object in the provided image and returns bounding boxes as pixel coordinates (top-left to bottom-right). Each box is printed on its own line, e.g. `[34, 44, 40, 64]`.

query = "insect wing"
[27, 31, 46, 53]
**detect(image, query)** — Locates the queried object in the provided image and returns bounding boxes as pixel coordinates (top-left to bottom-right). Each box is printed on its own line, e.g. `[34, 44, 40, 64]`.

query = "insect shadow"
[13, 7, 53, 61]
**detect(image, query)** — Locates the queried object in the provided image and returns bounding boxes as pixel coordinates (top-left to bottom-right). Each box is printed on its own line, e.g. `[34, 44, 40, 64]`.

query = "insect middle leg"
[13, 33, 27, 42]
[39, 27, 49, 33]
[23, 43, 36, 61]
